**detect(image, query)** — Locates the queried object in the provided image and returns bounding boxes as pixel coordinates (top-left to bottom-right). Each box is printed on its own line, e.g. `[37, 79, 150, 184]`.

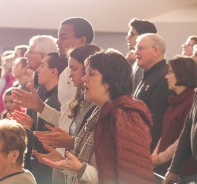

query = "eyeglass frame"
[26, 50, 43, 55]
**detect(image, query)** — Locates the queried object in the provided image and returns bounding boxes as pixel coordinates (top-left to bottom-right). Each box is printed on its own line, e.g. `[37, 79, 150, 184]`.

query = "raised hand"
[12, 83, 45, 113]
[32, 144, 64, 164]
[11, 110, 33, 129]
[34, 124, 74, 148]
[42, 151, 82, 172]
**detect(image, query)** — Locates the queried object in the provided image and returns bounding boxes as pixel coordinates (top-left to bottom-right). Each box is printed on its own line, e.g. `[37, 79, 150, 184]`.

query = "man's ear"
[9, 150, 20, 164]
[51, 68, 58, 77]
[153, 47, 159, 57]
[79, 36, 87, 45]
[41, 54, 46, 59]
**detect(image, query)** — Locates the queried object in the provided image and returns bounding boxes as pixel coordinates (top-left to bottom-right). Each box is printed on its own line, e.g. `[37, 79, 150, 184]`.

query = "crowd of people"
[0, 17, 197, 184]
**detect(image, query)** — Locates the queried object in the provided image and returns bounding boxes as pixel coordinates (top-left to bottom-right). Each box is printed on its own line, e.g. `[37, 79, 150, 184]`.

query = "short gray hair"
[29, 35, 58, 54]
[137, 33, 166, 55]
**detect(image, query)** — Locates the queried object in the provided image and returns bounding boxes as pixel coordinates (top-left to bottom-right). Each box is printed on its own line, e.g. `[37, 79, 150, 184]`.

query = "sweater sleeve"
[158, 139, 178, 164]
[79, 163, 99, 183]
[38, 104, 61, 127]
[168, 113, 192, 174]
[25, 128, 49, 153]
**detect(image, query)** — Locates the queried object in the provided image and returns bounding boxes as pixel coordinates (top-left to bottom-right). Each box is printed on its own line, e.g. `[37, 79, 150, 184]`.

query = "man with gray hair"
[24, 35, 58, 184]
[133, 33, 171, 152]
[126, 18, 157, 91]
[25, 35, 58, 99]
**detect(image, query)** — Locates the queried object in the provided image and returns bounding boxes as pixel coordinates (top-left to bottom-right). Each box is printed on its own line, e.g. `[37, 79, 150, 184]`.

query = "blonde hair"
[0, 120, 27, 165]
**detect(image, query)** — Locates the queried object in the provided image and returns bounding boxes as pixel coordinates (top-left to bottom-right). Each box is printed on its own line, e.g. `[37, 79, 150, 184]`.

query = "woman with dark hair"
[34, 49, 154, 184]
[11, 45, 100, 184]
[68, 44, 100, 136]
[152, 56, 197, 183]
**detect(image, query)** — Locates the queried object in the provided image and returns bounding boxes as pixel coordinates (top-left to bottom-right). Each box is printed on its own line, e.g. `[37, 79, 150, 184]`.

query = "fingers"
[45, 124, 55, 131]
[45, 124, 66, 134]
[34, 131, 55, 137]
[27, 83, 36, 94]
[32, 150, 44, 164]
[12, 89, 24, 100]
[11, 111, 32, 128]
[42, 158, 57, 168]
[65, 151, 74, 160]
[42, 158, 66, 170]
[6, 113, 12, 120]
[35, 136, 58, 147]
[42, 144, 54, 152]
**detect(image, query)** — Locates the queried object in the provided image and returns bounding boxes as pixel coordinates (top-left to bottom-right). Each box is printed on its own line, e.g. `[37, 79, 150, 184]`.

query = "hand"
[6, 113, 13, 120]
[34, 124, 73, 148]
[125, 51, 136, 65]
[32, 144, 64, 164]
[42, 151, 82, 172]
[151, 154, 160, 168]
[11, 110, 33, 129]
[12, 83, 45, 113]
[163, 171, 180, 184]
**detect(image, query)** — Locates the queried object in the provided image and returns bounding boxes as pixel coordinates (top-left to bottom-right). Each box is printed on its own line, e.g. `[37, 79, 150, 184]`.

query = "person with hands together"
[34, 124, 74, 149]
[33, 50, 154, 184]
[12, 52, 67, 184]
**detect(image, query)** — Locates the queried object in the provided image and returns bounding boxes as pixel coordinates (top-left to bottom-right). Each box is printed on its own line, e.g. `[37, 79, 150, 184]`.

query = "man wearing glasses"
[23, 35, 58, 184]
[182, 35, 197, 56]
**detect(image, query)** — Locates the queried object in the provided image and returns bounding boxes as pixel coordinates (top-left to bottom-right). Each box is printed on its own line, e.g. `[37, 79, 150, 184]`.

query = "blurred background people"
[13, 45, 28, 61]
[0, 119, 36, 184]
[12, 57, 28, 91]
[182, 35, 197, 56]
[192, 44, 197, 63]
[25, 69, 35, 88]
[0, 54, 15, 115]
[1, 87, 22, 119]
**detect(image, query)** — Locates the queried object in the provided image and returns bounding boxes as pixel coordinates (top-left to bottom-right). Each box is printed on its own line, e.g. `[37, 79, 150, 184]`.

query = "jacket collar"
[98, 95, 153, 128]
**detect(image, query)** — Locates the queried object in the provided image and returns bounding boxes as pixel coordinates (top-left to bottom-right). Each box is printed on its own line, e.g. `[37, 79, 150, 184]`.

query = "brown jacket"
[94, 95, 154, 184]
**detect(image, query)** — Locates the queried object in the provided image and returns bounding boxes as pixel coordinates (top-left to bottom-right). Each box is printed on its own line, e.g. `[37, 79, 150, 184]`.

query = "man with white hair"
[133, 33, 171, 152]
[24, 35, 58, 184]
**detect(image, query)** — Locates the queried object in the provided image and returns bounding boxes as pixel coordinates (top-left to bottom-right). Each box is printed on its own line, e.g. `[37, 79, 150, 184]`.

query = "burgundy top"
[155, 88, 197, 176]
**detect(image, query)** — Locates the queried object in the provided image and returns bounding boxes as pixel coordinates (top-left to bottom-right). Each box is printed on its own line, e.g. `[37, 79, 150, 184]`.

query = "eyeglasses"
[26, 50, 43, 55]
[0, 150, 5, 153]
[168, 69, 174, 74]
[184, 43, 194, 47]
[128, 32, 138, 37]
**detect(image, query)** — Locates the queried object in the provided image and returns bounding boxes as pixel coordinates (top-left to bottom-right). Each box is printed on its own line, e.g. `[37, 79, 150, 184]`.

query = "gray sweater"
[0, 169, 36, 184]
